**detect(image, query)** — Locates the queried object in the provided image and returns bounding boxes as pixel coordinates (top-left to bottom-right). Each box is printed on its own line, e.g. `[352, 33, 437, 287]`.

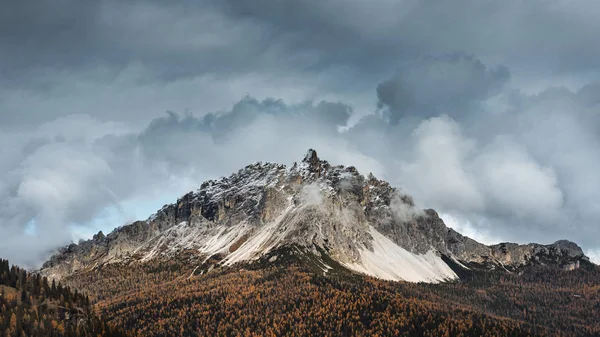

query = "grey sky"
[1, 0, 599, 267]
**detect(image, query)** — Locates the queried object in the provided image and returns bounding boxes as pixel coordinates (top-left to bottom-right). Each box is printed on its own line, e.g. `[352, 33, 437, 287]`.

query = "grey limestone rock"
[39, 149, 590, 280]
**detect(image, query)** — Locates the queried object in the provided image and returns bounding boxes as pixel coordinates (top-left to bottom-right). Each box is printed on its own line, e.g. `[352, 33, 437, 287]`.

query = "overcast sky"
[1, 0, 599, 267]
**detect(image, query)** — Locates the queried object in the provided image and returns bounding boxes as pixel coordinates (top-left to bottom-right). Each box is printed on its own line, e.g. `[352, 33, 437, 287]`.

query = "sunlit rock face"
[40, 150, 589, 282]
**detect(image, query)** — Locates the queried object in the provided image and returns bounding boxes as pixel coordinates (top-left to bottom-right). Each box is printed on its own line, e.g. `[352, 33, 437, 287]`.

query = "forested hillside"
[0, 259, 128, 337]
[61, 251, 600, 337]
[73, 264, 535, 337]
[3, 251, 599, 337]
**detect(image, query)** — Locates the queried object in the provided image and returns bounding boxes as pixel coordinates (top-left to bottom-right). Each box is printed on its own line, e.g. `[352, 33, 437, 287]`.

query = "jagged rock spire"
[93, 231, 105, 242]
[302, 149, 322, 173]
[303, 149, 318, 163]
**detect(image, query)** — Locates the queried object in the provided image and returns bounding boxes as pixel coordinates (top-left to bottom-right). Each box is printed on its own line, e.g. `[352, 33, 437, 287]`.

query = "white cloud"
[439, 212, 498, 246]
[587, 249, 600, 265]
[475, 138, 564, 222]
[300, 184, 325, 206]
[398, 116, 484, 212]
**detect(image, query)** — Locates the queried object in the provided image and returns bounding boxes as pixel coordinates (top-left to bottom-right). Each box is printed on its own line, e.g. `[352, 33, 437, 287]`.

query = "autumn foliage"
[0, 259, 128, 337]
[64, 254, 600, 337]
[4, 252, 599, 337]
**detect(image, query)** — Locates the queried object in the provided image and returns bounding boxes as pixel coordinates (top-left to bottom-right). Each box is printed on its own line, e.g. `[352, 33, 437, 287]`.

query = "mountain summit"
[40, 150, 589, 282]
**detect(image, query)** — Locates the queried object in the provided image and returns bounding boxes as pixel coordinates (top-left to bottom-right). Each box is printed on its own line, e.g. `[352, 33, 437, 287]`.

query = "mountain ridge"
[40, 149, 589, 282]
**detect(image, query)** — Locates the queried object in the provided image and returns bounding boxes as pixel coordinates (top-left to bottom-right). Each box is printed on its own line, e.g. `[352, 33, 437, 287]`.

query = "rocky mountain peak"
[302, 149, 320, 167]
[92, 231, 105, 242]
[552, 240, 586, 258]
[298, 148, 332, 179]
[39, 149, 591, 282]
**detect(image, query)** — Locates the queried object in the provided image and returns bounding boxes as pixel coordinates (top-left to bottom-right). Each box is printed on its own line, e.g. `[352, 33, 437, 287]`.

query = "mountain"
[40, 149, 589, 282]
[32, 149, 600, 337]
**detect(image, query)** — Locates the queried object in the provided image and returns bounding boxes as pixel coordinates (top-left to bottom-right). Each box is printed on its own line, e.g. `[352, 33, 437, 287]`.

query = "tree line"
[0, 259, 129, 337]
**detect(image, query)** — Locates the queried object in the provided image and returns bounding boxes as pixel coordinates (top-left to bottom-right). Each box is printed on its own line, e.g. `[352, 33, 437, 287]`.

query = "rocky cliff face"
[40, 150, 589, 282]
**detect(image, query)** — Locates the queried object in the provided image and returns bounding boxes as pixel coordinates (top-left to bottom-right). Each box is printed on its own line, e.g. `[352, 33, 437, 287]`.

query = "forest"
[3, 253, 599, 337]
[0, 259, 128, 337]
[63, 252, 600, 337]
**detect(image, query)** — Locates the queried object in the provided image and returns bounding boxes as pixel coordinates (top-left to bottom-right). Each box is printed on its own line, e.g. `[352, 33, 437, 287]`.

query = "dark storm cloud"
[0, 0, 101, 79]
[376, 54, 510, 123]
[1, 0, 317, 86]
[0, 0, 334, 128]
[219, 0, 600, 75]
[1, 0, 598, 130]
[3, 0, 599, 86]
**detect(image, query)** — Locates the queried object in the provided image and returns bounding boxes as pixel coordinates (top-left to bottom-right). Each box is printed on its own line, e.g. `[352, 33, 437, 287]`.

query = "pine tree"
[9, 313, 17, 337]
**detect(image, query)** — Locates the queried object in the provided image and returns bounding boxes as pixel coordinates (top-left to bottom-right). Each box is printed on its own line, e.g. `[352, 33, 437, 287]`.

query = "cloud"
[299, 184, 325, 206]
[438, 212, 497, 246]
[396, 116, 484, 212]
[588, 249, 600, 265]
[381, 82, 600, 245]
[389, 195, 424, 223]
[377, 54, 510, 123]
[218, 0, 600, 76]
[474, 139, 564, 222]
[3, 0, 599, 126]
